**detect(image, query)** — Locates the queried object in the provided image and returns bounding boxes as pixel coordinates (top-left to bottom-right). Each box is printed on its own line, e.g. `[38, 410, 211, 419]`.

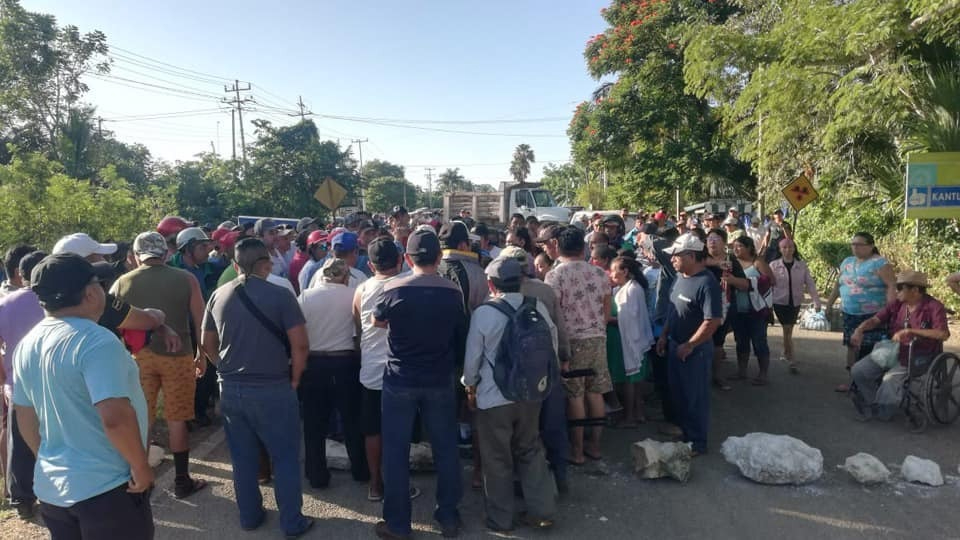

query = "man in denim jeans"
[373, 229, 468, 540]
[202, 238, 314, 538]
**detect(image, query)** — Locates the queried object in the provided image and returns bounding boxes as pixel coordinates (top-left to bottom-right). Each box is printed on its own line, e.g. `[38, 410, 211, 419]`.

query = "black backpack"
[439, 258, 471, 319]
[483, 296, 558, 402]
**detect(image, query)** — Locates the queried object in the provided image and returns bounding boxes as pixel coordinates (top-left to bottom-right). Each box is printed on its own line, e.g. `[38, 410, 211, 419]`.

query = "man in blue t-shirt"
[373, 229, 468, 539]
[655, 234, 723, 455]
[13, 254, 153, 539]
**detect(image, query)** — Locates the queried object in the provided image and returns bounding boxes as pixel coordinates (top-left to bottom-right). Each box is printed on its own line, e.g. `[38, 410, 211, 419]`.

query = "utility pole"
[352, 138, 369, 211]
[97, 116, 103, 138]
[296, 96, 308, 121]
[425, 167, 435, 209]
[223, 80, 252, 163]
[230, 109, 237, 161]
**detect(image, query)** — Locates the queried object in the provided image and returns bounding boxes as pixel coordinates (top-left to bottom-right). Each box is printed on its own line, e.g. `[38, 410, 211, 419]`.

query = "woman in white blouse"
[609, 255, 654, 427]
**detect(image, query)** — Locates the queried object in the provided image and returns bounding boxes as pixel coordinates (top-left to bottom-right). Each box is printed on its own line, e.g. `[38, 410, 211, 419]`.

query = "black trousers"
[40, 484, 154, 540]
[7, 407, 36, 506]
[194, 359, 218, 419]
[299, 354, 369, 486]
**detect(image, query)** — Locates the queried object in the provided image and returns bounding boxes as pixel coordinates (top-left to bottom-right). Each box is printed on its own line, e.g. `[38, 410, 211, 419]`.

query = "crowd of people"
[0, 202, 955, 539]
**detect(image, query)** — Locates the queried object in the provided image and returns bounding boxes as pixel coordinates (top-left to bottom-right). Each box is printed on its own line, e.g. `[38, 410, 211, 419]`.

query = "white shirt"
[462, 293, 558, 410]
[614, 280, 654, 377]
[355, 271, 410, 390]
[266, 273, 297, 298]
[298, 281, 356, 352]
[308, 264, 367, 290]
[269, 249, 288, 277]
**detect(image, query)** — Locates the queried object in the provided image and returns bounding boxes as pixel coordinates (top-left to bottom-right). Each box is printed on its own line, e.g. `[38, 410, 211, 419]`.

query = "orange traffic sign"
[314, 177, 347, 210]
[781, 174, 819, 212]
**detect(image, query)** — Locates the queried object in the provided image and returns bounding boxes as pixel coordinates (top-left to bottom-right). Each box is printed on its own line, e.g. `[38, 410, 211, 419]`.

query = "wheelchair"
[852, 341, 960, 433]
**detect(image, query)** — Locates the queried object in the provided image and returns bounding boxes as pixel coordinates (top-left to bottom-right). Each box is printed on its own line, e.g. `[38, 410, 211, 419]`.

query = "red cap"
[157, 216, 190, 239]
[307, 230, 329, 246]
[654, 211, 667, 220]
[219, 231, 241, 255]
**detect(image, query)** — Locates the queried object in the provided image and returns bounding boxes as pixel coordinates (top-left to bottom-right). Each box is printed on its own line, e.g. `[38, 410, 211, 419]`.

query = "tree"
[436, 167, 472, 193]
[540, 162, 585, 205]
[568, 0, 753, 210]
[362, 159, 405, 181]
[57, 107, 96, 180]
[242, 119, 358, 218]
[509, 144, 535, 184]
[365, 176, 420, 213]
[0, 0, 109, 159]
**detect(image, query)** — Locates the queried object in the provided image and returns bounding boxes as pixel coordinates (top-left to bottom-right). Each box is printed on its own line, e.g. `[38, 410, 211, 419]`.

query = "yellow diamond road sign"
[314, 177, 347, 210]
[782, 174, 819, 212]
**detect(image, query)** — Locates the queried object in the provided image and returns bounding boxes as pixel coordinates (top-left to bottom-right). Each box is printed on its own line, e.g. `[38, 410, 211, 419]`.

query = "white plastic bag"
[800, 308, 830, 331]
[866, 340, 900, 370]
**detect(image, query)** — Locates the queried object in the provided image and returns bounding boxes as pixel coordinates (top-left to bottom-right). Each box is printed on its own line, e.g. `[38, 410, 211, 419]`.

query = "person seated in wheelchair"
[849, 271, 950, 420]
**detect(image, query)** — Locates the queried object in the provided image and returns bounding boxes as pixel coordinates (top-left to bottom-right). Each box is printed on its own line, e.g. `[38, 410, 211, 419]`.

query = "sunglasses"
[896, 283, 917, 291]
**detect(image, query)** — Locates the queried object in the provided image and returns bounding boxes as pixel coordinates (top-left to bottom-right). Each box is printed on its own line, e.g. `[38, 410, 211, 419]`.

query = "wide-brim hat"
[896, 270, 929, 287]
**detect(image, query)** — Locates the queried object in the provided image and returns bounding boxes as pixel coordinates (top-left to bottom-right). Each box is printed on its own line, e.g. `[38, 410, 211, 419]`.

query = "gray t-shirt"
[203, 275, 304, 384]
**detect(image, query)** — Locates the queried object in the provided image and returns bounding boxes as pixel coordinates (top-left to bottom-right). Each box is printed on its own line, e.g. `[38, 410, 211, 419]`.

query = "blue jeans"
[667, 341, 711, 453]
[730, 312, 770, 359]
[381, 381, 462, 536]
[220, 381, 310, 535]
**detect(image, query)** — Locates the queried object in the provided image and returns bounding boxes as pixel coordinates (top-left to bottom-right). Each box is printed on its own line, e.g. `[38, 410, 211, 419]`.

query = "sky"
[24, 0, 611, 191]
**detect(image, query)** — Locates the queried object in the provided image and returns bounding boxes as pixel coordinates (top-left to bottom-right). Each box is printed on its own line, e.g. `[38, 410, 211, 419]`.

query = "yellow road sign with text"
[314, 177, 347, 210]
[782, 174, 819, 212]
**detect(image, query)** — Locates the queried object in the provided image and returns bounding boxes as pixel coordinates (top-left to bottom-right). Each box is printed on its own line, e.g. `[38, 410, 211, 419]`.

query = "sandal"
[583, 450, 603, 461]
[368, 486, 384, 502]
[173, 477, 208, 499]
[713, 379, 732, 391]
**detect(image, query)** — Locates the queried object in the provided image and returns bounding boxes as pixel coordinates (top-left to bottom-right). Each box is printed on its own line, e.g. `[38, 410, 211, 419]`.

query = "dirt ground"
[3, 324, 960, 540]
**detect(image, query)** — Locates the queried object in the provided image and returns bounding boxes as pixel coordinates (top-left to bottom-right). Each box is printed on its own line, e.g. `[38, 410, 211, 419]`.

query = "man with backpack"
[462, 256, 558, 532]
[439, 221, 488, 312]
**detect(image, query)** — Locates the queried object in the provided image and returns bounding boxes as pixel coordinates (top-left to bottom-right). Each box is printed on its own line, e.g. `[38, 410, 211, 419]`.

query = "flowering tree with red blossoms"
[568, 0, 754, 208]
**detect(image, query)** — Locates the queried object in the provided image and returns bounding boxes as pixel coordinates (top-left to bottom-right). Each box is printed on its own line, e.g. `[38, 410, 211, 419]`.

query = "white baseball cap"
[52, 233, 118, 258]
[662, 233, 705, 255]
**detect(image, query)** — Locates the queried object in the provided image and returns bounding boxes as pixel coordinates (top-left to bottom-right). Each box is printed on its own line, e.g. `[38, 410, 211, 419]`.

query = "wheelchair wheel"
[922, 352, 960, 425]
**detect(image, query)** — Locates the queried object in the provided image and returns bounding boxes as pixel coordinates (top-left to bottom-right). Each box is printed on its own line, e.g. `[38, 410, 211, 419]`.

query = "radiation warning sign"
[781, 174, 819, 212]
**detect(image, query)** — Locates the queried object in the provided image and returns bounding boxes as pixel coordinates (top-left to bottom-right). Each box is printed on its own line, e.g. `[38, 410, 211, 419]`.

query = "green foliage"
[570, 0, 753, 210]
[0, 0, 109, 158]
[0, 149, 153, 249]
[436, 168, 471, 194]
[509, 144, 535, 184]
[364, 176, 421, 213]
[362, 159, 405, 180]
[540, 162, 585, 205]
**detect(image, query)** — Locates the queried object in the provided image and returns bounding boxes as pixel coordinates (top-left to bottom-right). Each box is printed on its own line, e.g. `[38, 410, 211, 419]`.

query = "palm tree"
[509, 143, 535, 184]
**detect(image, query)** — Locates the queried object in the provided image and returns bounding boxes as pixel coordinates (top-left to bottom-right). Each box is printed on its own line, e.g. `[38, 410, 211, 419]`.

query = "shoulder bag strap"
[235, 280, 291, 357]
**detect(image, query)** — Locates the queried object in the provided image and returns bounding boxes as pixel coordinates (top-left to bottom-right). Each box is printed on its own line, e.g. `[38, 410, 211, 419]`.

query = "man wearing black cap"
[462, 257, 557, 532]
[13, 254, 154, 539]
[373, 229, 466, 539]
[353, 237, 409, 502]
[439, 221, 488, 314]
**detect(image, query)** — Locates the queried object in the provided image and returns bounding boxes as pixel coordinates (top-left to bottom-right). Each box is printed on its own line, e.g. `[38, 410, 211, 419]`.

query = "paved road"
[5, 328, 960, 539]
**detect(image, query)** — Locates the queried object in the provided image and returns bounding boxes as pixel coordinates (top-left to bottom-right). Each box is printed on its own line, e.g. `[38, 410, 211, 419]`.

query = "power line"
[108, 63, 226, 96]
[108, 44, 234, 82]
[108, 52, 227, 86]
[224, 80, 253, 163]
[317, 115, 567, 138]
[88, 74, 221, 103]
[89, 73, 221, 100]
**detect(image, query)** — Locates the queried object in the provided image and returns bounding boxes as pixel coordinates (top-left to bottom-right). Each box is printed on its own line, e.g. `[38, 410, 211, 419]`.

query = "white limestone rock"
[900, 455, 943, 486]
[631, 439, 693, 482]
[839, 453, 890, 484]
[721, 433, 823, 485]
[326, 439, 434, 471]
[148, 444, 165, 468]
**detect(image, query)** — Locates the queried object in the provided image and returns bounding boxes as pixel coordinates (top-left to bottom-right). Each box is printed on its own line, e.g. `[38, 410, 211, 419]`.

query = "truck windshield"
[531, 190, 557, 208]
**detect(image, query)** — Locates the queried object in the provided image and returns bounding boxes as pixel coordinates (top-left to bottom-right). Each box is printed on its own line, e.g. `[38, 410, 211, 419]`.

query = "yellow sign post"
[314, 177, 347, 210]
[905, 152, 960, 219]
[781, 174, 819, 212]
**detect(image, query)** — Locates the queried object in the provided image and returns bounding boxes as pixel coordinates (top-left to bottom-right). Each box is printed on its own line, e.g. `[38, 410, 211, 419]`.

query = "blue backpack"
[484, 296, 558, 402]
